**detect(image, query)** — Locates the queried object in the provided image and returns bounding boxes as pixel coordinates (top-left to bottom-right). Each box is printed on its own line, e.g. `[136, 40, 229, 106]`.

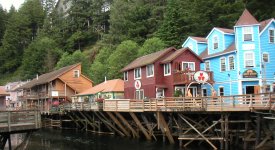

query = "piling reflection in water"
[26, 129, 185, 150]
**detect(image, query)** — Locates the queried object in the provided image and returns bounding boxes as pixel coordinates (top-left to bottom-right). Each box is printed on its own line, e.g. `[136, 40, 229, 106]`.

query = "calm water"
[25, 129, 185, 150]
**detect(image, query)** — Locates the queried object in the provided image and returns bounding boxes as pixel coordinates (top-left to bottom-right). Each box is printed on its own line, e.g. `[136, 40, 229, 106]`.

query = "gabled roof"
[215, 27, 234, 34]
[76, 79, 124, 96]
[161, 47, 203, 64]
[190, 36, 207, 43]
[235, 9, 259, 26]
[17, 63, 81, 89]
[0, 86, 9, 96]
[121, 47, 176, 72]
[260, 18, 274, 33]
[206, 27, 234, 39]
[200, 43, 236, 59]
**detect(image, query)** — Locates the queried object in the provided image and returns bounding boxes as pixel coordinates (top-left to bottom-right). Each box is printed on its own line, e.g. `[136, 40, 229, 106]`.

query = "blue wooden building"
[182, 9, 275, 96]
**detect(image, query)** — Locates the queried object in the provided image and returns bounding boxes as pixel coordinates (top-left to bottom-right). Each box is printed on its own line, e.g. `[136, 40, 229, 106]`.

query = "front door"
[246, 86, 254, 94]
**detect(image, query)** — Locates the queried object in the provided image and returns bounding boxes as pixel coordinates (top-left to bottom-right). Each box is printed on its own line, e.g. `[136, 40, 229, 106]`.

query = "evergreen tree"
[55, 50, 90, 76]
[89, 47, 112, 84]
[0, 6, 7, 45]
[107, 40, 139, 79]
[138, 37, 166, 56]
[20, 37, 63, 79]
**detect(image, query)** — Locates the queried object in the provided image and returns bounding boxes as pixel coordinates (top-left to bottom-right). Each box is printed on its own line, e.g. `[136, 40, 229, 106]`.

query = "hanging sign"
[243, 69, 258, 78]
[134, 80, 141, 89]
[194, 71, 209, 83]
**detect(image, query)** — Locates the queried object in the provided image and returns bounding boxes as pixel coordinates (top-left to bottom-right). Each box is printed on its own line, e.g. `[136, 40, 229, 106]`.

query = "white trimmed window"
[146, 64, 154, 77]
[243, 26, 253, 41]
[205, 61, 210, 71]
[182, 62, 195, 71]
[228, 56, 235, 70]
[219, 87, 224, 96]
[164, 63, 171, 76]
[134, 68, 141, 79]
[135, 89, 144, 99]
[124, 71, 128, 81]
[73, 70, 80, 78]
[244, 52, 254, 68]
[263, 53, 269, 63]
[220, 57, 226, 72]
[269, 29, 274, 43]
[213, 36, 218, 49]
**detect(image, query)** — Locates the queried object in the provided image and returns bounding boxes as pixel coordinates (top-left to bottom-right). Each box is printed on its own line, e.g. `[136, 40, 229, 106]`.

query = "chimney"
[36, 74, 39, 80]
[104, 76, 107, 83]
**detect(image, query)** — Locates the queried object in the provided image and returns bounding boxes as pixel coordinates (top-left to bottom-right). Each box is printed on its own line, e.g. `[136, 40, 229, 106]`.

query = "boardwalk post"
[220, 114, 224, 150]
[225, 114, 229, 150]
[256, 113, 261, 146]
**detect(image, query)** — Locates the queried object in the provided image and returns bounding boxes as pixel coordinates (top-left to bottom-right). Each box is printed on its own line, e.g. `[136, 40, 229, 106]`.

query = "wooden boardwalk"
[0, 110, 41, 133]
[102, 93, 275, 112]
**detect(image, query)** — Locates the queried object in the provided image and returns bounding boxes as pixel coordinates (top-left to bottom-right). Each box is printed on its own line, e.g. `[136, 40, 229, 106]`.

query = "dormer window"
[243, 27, 253, 41]
[269, 29, 274, 43]
[73, 70, 80, 78]
[134, 68, 141, 79]
[213, 36, 218, 49]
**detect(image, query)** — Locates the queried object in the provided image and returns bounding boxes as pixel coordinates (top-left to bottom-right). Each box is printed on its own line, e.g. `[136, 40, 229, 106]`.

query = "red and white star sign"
[194, 71, 209, 83]
[134, 80, 141, 89]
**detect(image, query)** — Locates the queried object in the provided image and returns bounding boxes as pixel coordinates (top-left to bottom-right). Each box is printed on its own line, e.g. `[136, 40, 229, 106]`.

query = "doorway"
[246, 86, 260, 94]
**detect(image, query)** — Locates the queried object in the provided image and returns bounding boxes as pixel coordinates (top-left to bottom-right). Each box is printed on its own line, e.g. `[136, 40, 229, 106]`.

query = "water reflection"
[26, 129, 179, 150]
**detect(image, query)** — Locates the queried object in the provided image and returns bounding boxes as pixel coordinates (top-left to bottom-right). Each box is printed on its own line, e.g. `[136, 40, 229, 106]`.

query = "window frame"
[228, 55, 235, 70]
[124, 71, 128, 81]
[205, 61, 210, 71]
[243, 26, 253, 41]
[73, 70, 80, 78]
[135, 89, 144, 100]
[182, 61, 195, 71]
[244, 52, 255, 68]
[220, 57, 226, 72]
[213, 35, 218, 49]
[262, 53, 269, 63]
[269, 28, 275, 43]
[219, 86, 224, 96]
[164, 63, 171, 76]
[146, 64, 154, 78]
[134, 68, 142, 79]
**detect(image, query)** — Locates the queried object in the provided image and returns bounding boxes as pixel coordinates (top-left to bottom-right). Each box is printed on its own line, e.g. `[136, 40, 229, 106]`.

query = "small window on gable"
[213, 36, 218, 49]
[164, 63, 171, 76]
[269, 29, 274, 43]
[134, 68, 141, 79]
[146, 64, 154, 77]
[124, 71, 128, 81]
[263, 53, 269, 63]
[243, 26, 253, 41]
[228, 56, 235, 70]
[73, 70, 80, 78]
[205, 61, 210, 71]
[220, 57, 226, 72]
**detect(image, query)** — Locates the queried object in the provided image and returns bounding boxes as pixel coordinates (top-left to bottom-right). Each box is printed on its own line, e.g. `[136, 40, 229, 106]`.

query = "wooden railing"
[61, 102, 103, 111]
[174, 71, 214, 84]
[0, 110, 41, 133]
[103, 93, 275, 112]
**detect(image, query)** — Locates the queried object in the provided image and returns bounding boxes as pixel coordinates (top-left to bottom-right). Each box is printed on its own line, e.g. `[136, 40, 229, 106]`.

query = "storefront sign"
[134, 80, 141, 89]
[51, 91, 59, 96]
[243, 69, 258, 78]
[194, 71, 209, 83]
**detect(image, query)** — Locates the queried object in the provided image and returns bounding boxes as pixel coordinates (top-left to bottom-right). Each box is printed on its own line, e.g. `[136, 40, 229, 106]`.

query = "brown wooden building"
[16, 63, 93, 113]
[121, 47, 214, 99]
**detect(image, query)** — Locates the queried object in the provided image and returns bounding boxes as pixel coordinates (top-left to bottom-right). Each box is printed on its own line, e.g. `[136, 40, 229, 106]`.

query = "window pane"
[189, 63, 195, 71]
[182, 63, 188, 71]
[270, 30, 274, 43]
[263, 53, 269, 62]
[229, 56, 234, 70]
[220, 58, 226, 71]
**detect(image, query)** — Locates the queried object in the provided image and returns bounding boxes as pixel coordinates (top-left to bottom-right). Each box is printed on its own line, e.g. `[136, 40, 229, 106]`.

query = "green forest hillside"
[0, 0, 274, 85]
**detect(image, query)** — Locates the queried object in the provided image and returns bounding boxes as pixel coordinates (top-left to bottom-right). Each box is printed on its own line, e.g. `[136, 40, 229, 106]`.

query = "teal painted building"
[182, 9, 275, 96]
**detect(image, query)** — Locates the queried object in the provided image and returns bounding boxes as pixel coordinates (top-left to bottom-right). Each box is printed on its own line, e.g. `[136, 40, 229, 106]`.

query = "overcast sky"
[0, 0, 25, 10]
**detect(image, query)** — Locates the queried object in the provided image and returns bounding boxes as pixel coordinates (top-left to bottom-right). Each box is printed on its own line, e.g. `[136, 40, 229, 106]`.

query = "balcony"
[173, 71, 214, 85]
